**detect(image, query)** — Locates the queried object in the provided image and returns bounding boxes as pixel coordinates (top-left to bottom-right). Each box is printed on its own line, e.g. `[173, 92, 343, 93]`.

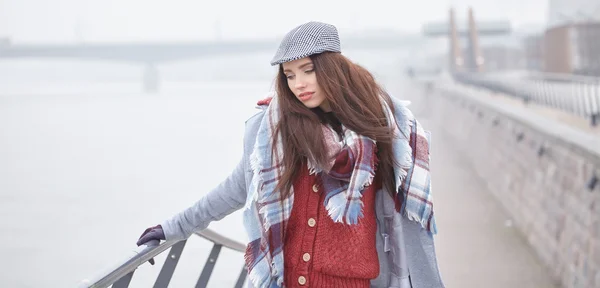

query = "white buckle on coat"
[382, 233, 391, 252]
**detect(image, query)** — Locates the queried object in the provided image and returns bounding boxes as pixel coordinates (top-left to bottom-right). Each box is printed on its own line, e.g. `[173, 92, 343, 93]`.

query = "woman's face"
[282, 57, 331, 112]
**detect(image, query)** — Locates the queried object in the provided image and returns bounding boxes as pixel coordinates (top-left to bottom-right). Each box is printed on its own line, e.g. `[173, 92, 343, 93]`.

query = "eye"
[286, 74, 295, 80]
[305, 68, 314, 73]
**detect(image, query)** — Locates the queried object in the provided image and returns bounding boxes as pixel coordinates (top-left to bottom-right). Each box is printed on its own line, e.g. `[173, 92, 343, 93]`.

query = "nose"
[294, 76, 307, 90]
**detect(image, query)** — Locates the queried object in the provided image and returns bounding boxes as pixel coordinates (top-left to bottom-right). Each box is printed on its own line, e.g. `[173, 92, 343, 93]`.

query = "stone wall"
[419, 80, 600, 288]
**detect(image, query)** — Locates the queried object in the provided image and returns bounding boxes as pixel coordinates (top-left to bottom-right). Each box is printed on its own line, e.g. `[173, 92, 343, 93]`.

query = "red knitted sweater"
[283, 151, 381, 287]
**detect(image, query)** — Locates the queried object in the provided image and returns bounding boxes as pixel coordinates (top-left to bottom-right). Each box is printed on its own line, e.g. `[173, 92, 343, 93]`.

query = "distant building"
[544, 0, 600, 75]
[543, 22, 600, 76]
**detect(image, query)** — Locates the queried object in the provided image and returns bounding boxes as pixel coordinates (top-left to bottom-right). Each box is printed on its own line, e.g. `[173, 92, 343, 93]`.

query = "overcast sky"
[0, 0, 549, 44]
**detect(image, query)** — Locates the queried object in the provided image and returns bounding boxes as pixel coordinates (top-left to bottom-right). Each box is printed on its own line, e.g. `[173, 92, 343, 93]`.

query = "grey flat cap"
[270, 21, 341, 66]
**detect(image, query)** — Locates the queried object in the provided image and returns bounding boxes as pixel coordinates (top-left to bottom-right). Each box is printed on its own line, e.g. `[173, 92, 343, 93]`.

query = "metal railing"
[453, 71, 600, 126]
[79, 229, 247, 288]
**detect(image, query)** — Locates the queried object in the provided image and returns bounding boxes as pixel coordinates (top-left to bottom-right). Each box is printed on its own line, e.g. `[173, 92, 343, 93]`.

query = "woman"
[137, 21, 444, 288]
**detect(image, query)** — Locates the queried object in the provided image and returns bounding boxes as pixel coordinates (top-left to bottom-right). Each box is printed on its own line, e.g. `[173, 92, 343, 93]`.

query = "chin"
[303, 102, 322, 109]
[298, 97, 323, 108]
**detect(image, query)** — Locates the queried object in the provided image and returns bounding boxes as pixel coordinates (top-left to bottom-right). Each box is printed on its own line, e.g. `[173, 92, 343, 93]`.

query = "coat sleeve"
[161, 156, 248, 241]
[159, 109, 265, 242]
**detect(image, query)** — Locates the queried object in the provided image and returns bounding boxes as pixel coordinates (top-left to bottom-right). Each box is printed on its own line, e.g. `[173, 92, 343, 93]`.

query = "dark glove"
[136, 225, 165, 265]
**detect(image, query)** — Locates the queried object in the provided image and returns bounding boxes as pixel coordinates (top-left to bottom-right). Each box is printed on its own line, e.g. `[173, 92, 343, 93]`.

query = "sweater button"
[312, 184, 319, 192]
[298, 276, 306, 285]
[302, 253, 311, 262]
[307, 218, 316, 227]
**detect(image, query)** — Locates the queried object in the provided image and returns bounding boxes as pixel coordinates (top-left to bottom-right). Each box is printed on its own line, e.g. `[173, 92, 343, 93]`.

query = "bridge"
[0, 34, 431, 92]
[0, 35, 428, 62]
[0, 5, 518, 93]
[0, 11, 513, 94]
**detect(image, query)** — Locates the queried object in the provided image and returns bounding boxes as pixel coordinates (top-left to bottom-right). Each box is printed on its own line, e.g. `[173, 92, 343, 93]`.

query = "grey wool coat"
[161, 99, 445, 288]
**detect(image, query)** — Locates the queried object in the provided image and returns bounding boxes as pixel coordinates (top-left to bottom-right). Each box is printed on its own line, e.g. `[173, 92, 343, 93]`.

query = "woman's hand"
[136, 225, 165, 265]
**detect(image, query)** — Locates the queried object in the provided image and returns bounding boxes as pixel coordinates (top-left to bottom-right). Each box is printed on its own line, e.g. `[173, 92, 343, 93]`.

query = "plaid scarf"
[243, 95, 435, 288]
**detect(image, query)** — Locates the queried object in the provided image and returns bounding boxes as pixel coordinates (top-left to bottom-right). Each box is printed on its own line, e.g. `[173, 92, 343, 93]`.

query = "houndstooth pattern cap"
[270, 21, 341, 66]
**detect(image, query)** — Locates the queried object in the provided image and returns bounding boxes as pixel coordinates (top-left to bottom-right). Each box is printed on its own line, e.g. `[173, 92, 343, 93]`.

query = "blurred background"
[1, 0, 599, 287]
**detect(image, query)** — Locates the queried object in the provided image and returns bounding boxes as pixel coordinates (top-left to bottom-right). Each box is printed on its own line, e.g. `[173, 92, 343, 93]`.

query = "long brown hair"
[273, 52, 398, 198]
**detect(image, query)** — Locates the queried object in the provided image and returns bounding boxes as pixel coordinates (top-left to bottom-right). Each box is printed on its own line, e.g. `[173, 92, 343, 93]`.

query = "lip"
[298, 92, 314, 101]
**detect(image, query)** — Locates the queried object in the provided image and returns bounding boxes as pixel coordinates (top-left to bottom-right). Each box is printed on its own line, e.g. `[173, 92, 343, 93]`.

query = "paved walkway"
[429, 125, 559, 288]
[396, 82, 560, 288]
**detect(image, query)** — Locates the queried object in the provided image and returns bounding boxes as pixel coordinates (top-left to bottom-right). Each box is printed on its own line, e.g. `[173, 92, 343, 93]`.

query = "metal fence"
[80, 229, 247, 288]
[453, 72, 600, 126]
